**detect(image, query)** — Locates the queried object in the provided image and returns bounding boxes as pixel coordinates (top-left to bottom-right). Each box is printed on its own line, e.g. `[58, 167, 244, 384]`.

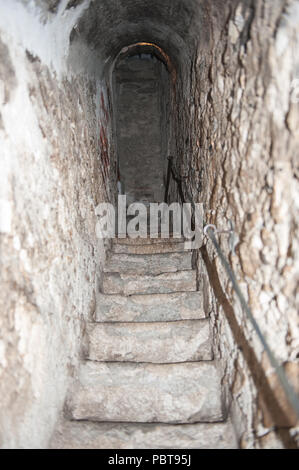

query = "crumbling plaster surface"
[174, 0, 299, 449]
[0, 0, 114, 448]
[0, 0, 93, 77]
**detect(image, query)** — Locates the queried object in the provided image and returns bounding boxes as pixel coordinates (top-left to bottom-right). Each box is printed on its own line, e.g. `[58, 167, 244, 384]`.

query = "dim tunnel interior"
[113, 45, 172, 206]
[0, 0, 299, 449]
[66, 0, 206, 206]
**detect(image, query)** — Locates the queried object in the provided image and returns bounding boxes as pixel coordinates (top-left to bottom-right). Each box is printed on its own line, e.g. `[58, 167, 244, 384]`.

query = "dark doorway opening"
[113, 44, 172, 206]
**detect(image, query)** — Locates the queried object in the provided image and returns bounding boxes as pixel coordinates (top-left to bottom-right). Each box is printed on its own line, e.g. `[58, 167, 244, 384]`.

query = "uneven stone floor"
[50, 236, 238, 449]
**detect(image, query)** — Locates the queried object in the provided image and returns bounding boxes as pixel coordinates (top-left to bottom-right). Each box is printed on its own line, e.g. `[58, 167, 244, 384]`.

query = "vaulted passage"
[0, 0, 299, 449]
[114, 50, 170, 204]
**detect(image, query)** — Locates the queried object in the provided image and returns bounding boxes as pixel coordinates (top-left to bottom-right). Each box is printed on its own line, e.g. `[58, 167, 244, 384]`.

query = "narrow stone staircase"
[50, 236, 237, 449]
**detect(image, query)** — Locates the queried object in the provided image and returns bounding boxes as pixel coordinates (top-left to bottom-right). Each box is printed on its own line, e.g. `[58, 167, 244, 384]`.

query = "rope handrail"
[165, 155, 299, 420]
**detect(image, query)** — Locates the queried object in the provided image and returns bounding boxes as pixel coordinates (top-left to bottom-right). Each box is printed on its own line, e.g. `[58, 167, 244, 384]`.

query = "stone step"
[86, 320, 212, 363]
[104, 251, 193, 275]
[66, 362, 224, 423]
[95, 291, 205, 322]
[101, 270, 197, 295]
[50, 420, 238, 449]
[115, 235, 185, 245]
[112, 241, 188, 255]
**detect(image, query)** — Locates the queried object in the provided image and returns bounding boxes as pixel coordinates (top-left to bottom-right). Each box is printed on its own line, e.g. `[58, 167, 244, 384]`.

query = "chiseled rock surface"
[104, 251, 193, 274]
[66, 361, 223, 423]
[101, 270, 197, 295]
[112, 241, 188, 254]
[86, 320, 212, 363]
[50, 420, 238, 449]
[95, 291, 206, 322]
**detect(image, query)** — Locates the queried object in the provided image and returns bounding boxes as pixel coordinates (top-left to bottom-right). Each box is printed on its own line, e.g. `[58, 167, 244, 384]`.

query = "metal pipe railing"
[165, 155, 299, 420]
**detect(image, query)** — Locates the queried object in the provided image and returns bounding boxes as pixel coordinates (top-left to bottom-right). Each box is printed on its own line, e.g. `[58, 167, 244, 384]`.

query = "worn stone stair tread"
[86, 320, 212, 363]
[96, 291, 206, 322]
[101, 270, 197, 295]
[114, 236, 185, 245]
[67, 361, 223, 423]
[104, 251, 193, 274]
[112, 240, 188, 254]
[50, 420, 238, 449]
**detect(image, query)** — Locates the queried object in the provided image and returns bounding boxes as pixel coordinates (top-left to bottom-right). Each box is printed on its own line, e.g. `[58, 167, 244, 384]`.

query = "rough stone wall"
[1, 0, 298, 450]
[175, 0, 299, 449]
[0, 2, 114, 448]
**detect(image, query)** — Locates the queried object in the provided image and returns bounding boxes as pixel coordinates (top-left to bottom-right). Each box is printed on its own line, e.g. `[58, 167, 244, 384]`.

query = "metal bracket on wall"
[204, 220, 239, 256]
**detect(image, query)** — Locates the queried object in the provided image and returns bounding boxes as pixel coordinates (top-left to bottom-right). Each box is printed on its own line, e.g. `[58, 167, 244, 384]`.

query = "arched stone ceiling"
[68, 0, 215, 71]
[37, 0, 228, 74]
